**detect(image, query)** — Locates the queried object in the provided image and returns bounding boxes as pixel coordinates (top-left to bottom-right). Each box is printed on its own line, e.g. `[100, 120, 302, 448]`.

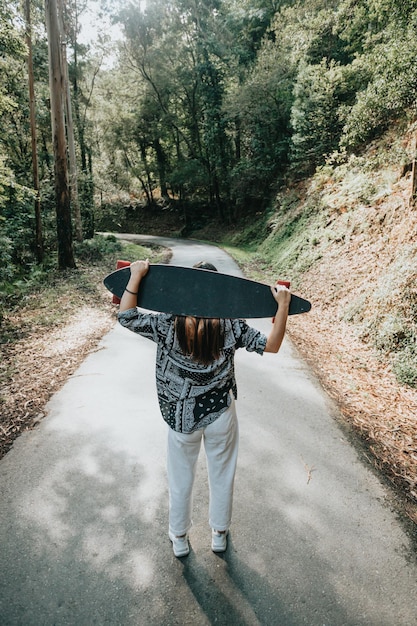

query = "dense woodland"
[1, 0, 417, 278]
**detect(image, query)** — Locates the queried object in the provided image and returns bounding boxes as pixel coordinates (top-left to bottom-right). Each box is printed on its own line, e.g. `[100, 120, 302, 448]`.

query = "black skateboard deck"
[104, 264, 311, 318]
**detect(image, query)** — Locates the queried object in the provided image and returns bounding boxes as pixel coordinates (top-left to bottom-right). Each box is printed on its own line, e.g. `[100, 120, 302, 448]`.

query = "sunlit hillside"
[224, 121, 417, 520]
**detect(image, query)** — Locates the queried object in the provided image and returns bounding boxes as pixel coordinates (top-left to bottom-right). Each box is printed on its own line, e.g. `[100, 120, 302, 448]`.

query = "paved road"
[1, 236, 416, 626]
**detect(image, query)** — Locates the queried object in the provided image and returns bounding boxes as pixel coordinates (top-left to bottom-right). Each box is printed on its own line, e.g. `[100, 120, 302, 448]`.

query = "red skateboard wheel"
[112, 260, 131, 304]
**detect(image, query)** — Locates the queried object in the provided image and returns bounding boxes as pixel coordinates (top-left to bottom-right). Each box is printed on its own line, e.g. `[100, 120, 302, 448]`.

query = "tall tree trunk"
[409, 133, 417, 207]
[234, 117, 241, 162]
[57, 0, 83, 241]
[25, 0, 44, 263]
[139, 142, 154, 205]
[71, 3, 87, 174]
[153, 138, 168, 200]
[45, 0, 76, 269]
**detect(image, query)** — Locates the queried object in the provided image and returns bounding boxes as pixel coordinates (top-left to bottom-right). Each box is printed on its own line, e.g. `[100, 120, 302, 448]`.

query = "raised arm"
[119, 259, 150, 312]
[264, 284, 291, 353]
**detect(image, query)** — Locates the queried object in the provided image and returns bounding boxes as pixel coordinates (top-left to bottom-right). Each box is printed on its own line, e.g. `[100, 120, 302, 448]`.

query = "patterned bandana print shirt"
[118, 308, 267, 433]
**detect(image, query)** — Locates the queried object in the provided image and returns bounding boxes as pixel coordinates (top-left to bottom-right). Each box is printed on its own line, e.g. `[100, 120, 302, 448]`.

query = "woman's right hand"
[129, 259, 150, 281]
[119, 260, 149, 312]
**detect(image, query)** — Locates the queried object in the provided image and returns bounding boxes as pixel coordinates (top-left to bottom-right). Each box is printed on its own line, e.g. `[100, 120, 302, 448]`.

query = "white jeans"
[167, 399, 239, 536]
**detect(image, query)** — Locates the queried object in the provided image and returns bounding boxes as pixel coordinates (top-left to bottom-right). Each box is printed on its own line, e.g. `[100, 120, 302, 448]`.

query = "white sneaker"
[211, 529, 228, 553]
[169, 531, 190, 557]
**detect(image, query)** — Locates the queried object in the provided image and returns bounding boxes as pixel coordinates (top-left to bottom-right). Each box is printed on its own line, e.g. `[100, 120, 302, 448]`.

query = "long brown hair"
[175, 316, 224, 365]
[175, 261, 223, 364]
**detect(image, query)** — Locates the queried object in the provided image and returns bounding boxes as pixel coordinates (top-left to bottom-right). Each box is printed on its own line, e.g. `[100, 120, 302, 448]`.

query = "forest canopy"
[1, 0, 417, 277]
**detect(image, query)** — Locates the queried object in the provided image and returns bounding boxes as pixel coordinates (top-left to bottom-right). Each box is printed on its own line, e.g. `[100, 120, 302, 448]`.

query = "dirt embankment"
[285, 170, 417, 525]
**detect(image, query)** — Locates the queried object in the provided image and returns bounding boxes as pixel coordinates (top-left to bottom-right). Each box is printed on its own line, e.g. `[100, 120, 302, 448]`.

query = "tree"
[66, 0, 99, 238]
[83, 0, 417, 223]
[57, 0, 83, 242]
[225, 34, 294, 205]
[290, 60, 351, 173]
[45, 0, 76, 269]
[105, 0, 235, 216]
[24, 0, 44, 262]
[340, 21, 417, 150]
[0, 0, 37, 279]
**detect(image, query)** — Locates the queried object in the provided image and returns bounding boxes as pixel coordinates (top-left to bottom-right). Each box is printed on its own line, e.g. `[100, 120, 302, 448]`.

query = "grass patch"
[354, 246, 417, 388]
[218, 243, 254, 267]
[253, 197, 325, 285]
[393, 346, 417, 387]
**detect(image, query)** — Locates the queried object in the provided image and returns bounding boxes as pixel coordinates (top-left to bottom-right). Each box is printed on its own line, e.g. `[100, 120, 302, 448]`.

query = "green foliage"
[291, 59, 364, 173]
[222, 0, 278, 66]
[108, 0, 235, 210]
[169, 160, 210, 195]
[341, 21, 417, 149]
[0, 149, 40, 280]
[392, 346, 417, 388]
[89, 0, 417, 216]
[304, 5, 353, 66]
[249, 190, 324, 282]
[226, 36, 295, 203]
[4, 0, 417, 283]
[74, 234, 122, 263]
[373, 315, 410, 352]
[368, 308, 417, 389]
[0, 228, 14, 284]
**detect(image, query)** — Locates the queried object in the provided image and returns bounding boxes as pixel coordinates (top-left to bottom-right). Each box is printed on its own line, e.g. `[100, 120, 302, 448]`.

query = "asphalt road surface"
[1, 236, 416, 626]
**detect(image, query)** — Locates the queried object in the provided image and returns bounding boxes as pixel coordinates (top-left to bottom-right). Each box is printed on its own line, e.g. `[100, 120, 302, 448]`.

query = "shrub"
[341, 22, 417, 149]
[373, 315, 409, 353]
[0, 229, 14, 284]
[392, 345, 417, 388]
[74, 235, 122, 263]
[290, 59, 363, 174]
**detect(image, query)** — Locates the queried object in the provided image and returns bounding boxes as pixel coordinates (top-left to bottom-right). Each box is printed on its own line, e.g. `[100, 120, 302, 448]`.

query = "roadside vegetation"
[0, 237, 169, 458]
[218, 126, 417, 522]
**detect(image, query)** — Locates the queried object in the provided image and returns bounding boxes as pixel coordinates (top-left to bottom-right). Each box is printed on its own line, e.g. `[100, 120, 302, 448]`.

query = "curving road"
[0, 236, 416, 625]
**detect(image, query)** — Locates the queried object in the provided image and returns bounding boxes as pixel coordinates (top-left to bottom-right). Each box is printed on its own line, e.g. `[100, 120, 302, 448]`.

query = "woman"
[118, 259, 291, 557]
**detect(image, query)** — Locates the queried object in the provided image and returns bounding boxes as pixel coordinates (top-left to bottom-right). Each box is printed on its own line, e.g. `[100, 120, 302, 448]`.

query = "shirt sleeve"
[233, 320, 267, 355]
[117, 308, 172, 343]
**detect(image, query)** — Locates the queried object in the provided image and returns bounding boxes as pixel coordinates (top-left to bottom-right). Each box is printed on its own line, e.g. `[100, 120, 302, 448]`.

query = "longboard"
[104, 263, 311, 318]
